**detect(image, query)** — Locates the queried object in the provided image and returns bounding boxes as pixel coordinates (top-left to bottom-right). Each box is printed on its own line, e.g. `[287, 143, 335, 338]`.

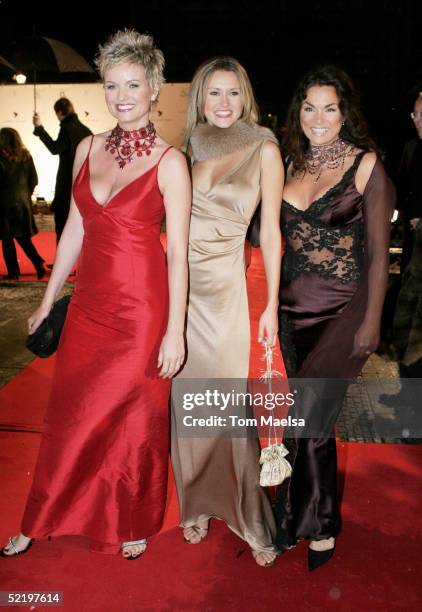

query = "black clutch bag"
[25, 295, 71, 358]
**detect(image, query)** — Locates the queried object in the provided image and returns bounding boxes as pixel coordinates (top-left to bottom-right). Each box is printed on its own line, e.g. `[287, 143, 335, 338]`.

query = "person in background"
[0, 127, 45, 280]
[381, 219, 422, 409]
[396, 92, 422, 271]
[379, 93, 422, 352]
[33, 97, 92, 244]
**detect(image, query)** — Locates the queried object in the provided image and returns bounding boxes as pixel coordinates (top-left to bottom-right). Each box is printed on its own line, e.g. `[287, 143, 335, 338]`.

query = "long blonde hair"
[184, 56, 259, 149]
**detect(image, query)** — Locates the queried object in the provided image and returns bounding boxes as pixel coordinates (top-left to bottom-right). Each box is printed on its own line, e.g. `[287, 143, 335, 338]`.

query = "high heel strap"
[121, 539, 147, 548]
[7, 537, 19, 555]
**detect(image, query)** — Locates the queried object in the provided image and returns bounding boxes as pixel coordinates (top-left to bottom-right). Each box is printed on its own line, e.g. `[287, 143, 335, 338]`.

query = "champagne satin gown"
[171, 139, 276, 553]
[21, 139, 172, 553]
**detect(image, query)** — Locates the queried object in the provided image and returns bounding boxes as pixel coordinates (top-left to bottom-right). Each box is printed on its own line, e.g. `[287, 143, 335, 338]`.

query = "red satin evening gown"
[21, 139, 172, 553]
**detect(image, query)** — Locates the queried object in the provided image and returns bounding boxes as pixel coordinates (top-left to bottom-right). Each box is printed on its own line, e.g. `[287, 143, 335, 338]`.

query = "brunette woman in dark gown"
[276, 66, 394, 570]
[0, 128, 45, 280]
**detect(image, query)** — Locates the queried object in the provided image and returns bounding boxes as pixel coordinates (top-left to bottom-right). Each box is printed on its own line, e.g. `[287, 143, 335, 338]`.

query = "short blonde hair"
[95, 29, 165, 93]
[184, 56, 259, 148]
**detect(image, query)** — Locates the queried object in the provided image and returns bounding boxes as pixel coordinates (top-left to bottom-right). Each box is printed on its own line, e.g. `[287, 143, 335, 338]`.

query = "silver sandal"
[121, 539, 147, 560]
[0, 536, 33, 557]
[183, 525, 209, 544]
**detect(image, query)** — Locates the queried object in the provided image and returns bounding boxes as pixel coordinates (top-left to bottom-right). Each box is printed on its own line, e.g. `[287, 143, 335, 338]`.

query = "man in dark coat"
[381, 93, 422, 347]
[33, 98, 92, 242]
[396, 93, 422, 271]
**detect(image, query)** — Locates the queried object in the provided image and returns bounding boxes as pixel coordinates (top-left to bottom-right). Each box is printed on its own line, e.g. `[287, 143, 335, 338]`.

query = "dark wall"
[1, 0, 421, 168]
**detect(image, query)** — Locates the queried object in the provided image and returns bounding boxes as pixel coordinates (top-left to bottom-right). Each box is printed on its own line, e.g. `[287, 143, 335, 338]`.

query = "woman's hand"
[349, 320, 380, 359]
[27, 303, 51, 334]
[258, 306, 278, 347]
[157, 331, 185, 378]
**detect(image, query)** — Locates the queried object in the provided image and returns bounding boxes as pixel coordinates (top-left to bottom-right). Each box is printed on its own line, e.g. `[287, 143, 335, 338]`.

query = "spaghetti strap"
[83, 135, 95, 167]
[73, 135, 95, 185]
[353, 150, 367, 174]
[87, 135, 95, 157]
[157, 146, 173, 165]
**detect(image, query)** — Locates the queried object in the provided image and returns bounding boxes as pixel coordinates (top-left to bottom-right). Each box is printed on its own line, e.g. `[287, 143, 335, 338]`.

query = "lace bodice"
[279, 154, 395, 378]
[282, 155, 366, 284]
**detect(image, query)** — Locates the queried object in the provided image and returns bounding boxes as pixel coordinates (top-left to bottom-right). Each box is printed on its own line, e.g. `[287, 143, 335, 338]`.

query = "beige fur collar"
[190, 120, 278, 162]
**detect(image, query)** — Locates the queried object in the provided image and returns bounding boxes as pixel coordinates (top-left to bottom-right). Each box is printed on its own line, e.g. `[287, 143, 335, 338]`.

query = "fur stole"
[190, 120, 278, 162]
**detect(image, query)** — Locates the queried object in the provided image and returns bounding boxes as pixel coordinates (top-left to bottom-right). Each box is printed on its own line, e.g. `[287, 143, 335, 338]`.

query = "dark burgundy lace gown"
[276, 153, 394, 549]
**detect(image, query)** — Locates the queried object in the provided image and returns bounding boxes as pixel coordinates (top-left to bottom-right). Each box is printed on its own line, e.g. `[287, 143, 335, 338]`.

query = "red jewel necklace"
[105, 122, 157, 169]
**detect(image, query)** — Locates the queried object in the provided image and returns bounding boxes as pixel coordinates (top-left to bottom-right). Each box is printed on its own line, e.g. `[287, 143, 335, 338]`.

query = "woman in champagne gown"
[1, 30, 191, 559]
[276, 66, 394, 571]
[171, 57, 284, 566]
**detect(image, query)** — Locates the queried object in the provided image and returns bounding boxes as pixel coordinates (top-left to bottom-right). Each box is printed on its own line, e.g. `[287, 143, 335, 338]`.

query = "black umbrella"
[4, 36, 96, 110]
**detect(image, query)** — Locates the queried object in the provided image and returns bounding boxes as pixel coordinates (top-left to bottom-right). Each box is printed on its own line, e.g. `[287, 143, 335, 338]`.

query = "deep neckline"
[193, 141, 261, 196]
[86, 156, 159, 208]
[282, 152, 364, 214]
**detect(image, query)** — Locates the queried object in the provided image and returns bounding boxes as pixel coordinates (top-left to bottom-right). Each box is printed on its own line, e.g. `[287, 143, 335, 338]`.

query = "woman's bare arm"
[28, 136, 91, 332]
[258, 140, 284, 346]
[157, 148, 191, 377]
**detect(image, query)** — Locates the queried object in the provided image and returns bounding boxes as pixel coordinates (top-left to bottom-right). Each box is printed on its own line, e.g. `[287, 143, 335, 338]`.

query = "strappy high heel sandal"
[121, 539, 147, 560]
[251, 549, 277, 568]
[0, 536, 33, 557]
[183, 524, 209, 544]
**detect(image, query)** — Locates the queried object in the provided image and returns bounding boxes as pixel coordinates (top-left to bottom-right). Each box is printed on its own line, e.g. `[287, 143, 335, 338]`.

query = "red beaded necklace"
[105, 122, 157, 169]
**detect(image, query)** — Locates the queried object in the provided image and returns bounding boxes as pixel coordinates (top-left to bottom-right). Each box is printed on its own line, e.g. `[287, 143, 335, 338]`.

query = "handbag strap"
[260, 341, 283, 446]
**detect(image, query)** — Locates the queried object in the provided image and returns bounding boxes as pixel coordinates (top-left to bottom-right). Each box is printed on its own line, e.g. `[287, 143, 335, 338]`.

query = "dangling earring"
[150, 89, 159, 111]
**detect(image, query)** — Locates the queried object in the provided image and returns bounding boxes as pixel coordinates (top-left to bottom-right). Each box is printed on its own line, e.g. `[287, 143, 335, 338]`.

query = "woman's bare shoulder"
[156, 139, 188, 169]
[355, 150, 378, 194]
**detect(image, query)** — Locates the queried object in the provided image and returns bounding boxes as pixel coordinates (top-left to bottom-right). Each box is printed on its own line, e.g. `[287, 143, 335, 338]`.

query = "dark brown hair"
[0, 127, 30, 162]
[283, 65, 377, 171]
[54, 97, 75, 117]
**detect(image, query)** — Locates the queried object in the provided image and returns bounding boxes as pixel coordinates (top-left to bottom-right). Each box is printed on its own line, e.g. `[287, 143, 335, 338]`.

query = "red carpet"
[0, 232, 168, 282]
[0, 239, 421, 611]
[0, 437, 420, 611]
[0, 232, 56, 281]
[0, 356, 56, 432]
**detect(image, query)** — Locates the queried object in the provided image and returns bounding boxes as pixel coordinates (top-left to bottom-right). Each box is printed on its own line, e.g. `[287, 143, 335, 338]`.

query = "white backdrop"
[0, 83, 189, 201]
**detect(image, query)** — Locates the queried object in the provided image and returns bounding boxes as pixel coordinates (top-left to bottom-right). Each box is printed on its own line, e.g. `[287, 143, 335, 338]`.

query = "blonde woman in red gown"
[1, 30, 191, 560]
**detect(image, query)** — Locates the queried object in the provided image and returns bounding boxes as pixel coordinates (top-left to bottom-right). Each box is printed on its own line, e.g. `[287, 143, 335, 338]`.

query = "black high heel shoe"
[308, 545, 335, 571]
[36, 265, 46, 280]
[2, 274, 19, 281]
[0, 536, 33, 557]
